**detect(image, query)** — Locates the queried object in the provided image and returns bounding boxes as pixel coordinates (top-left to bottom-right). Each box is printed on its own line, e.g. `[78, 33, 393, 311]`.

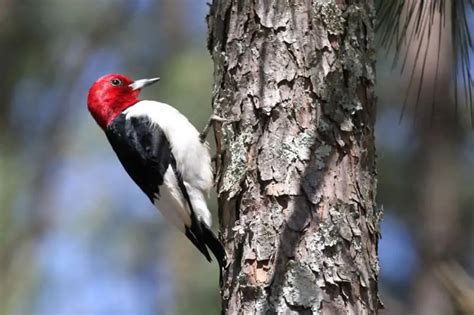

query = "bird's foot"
[209, 115, 228, 123]
[199, 115, 229, 143]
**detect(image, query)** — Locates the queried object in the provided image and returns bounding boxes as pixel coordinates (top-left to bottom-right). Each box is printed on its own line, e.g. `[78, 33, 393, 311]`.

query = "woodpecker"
[87, 73, 225, 267]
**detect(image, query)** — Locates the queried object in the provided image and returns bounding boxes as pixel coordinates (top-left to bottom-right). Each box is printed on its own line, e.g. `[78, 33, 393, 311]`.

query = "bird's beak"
[129, 77, 160, 90]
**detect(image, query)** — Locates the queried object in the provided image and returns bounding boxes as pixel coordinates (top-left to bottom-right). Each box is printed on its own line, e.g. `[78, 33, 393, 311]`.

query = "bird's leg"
[199, 115, 228, 143]
[201, 114, 239, 184]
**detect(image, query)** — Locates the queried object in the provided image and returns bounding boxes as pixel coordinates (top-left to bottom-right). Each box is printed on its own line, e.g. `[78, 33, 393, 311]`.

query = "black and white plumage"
[87, 74, 225, 266]
[105, 101, 225, 265]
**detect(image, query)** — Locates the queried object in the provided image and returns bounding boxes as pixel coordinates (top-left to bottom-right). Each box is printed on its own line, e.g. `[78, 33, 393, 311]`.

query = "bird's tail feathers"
[185, 225, 212, 262]
[185, 216, 226, 268]
[200, 222, 226, 268]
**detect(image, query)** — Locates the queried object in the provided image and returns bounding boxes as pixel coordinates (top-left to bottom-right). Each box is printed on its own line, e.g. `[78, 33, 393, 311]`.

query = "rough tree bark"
[207, 1, 381, 313]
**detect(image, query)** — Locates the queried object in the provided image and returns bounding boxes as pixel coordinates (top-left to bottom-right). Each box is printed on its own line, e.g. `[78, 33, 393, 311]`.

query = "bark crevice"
[208, 0, 381, 313]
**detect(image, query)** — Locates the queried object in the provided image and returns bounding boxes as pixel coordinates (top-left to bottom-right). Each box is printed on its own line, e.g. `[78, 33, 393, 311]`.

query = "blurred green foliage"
[0, 1, 473, 315]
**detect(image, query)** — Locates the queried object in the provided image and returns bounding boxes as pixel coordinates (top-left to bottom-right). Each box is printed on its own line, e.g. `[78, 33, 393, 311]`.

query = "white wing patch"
[126, 100, 214, 228]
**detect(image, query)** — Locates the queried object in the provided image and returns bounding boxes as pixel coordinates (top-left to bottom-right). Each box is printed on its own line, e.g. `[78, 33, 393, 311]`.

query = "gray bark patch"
[208, 0, 381, 313]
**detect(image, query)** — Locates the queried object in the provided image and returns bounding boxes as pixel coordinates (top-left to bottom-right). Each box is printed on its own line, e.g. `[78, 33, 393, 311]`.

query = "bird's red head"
[87, 73, 160, 129]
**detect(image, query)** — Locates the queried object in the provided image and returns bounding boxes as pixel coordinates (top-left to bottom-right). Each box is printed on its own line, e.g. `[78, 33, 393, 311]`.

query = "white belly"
[153, 166, 191, 232]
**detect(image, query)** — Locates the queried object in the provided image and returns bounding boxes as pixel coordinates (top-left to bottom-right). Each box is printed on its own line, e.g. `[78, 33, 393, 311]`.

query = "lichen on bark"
[208, 0, 381, 314]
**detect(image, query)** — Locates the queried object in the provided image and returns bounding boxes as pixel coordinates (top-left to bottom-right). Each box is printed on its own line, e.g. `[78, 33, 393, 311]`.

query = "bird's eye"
[111, 79, 122, 86]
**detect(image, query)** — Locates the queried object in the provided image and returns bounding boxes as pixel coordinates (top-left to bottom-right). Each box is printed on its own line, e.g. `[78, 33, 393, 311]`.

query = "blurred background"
[0, 1, 472, 314]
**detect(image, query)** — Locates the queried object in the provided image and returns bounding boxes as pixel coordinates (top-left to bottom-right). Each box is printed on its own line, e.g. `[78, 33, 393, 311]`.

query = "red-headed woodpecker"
[87, 73, 225, 267]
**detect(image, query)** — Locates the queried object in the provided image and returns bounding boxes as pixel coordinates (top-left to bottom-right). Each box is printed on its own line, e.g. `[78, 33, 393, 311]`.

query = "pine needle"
[376, 0, 474, 126]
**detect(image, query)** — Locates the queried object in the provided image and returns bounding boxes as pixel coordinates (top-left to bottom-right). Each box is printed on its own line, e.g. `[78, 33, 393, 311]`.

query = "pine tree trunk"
[207, 1, 381, 313]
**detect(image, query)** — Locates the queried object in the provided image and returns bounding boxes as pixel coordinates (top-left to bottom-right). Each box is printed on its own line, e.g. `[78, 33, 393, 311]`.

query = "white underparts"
[154, 167, 191, 232]
[126, 100, 214, 230]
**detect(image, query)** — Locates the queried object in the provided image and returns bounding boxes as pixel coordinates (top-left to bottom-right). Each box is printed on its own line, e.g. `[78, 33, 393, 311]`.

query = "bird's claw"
[200, 115, 232, 143]
[209, 115, 228, 123]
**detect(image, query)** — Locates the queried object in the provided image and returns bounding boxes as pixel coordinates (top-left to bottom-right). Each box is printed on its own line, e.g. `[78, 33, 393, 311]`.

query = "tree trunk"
[207, 1, 381, 314]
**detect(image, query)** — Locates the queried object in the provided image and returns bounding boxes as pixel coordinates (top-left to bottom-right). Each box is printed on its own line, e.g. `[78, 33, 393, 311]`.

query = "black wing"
[105, 113, 225, 266]
[106, 113, 171, 201]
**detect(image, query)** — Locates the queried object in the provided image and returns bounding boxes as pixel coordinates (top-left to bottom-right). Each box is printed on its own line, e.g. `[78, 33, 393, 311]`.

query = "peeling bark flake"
[208, 0, 380, 314]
